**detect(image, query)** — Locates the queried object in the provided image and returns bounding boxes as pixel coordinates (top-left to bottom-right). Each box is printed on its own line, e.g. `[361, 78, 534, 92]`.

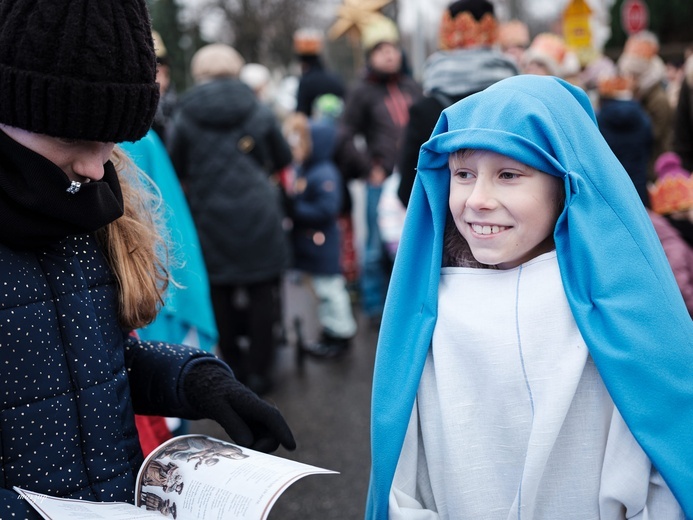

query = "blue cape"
[366, 75, 693, 518]
[120, 130, 218, 352]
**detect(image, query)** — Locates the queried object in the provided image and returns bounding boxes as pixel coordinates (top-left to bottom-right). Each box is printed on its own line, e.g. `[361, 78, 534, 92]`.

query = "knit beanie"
[0, 0, 160, 143]
[438, 0, 497, 50]
[361, 15, 400, 56]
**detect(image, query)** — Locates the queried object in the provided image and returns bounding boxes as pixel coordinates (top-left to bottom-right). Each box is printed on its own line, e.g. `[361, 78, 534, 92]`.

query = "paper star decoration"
[328, 0, 394, 41]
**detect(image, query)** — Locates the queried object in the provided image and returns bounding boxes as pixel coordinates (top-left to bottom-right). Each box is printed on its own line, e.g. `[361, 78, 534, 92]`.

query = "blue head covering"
[366, 75, 693, 518]
[120, 130, 218, 351]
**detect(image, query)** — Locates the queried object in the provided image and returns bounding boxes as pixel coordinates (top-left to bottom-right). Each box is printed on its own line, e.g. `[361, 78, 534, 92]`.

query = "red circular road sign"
[621, 0, 649, 35]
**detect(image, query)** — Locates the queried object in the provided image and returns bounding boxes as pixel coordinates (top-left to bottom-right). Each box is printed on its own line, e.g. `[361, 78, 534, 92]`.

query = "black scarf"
[0, 129, 124, 249]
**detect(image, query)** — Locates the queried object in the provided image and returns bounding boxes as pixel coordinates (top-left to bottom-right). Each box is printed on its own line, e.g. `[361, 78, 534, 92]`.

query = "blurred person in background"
[648, 151, 693, 315]
[282, 112, 358, 359]
[673, 46, 693, 171]
[168, 43, 293, 396]
[617, 30, 673, 183]
[497, 18, 530, 68]
[521, 32, 582, 84]
[294, 28, 345, 118]
[596, 73, 652, 208]
[338, 16, 422, 326]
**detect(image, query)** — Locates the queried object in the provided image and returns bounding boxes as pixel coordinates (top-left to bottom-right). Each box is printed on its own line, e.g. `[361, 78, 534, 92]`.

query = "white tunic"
[389, 252, 682, 520]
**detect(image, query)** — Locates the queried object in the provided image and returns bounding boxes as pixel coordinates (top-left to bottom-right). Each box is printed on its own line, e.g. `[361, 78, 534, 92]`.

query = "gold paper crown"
[438, 11, 497, 50]
[649, 175, 693, 214]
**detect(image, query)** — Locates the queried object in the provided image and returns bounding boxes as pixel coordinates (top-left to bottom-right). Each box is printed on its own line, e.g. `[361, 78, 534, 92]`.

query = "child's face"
[449, 149, 563, 269]
[0, 125, 114, 183]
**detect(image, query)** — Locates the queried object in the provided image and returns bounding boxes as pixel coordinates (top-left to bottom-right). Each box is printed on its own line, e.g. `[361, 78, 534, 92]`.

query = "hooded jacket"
[290, 121, 343, 275]
[367, 75, 693, 519]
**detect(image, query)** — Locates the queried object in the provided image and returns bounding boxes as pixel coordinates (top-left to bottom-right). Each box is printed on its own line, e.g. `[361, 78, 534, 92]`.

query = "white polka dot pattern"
[0, 234, 218, 515]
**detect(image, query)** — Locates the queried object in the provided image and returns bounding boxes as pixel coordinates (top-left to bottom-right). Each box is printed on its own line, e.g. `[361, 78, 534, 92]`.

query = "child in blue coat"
[367, 75, 692, 519]
[283, 112, 357, 358]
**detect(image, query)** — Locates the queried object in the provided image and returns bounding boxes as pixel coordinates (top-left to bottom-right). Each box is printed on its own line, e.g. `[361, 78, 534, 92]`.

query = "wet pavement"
[188, 273, 378, 520]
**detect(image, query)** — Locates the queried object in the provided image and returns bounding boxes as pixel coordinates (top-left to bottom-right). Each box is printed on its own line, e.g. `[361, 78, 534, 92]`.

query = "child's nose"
[465, 178, 497, 210]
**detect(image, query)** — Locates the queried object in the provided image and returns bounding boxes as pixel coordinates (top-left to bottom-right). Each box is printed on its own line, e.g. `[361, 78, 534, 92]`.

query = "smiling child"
[366, 75, 693, 519]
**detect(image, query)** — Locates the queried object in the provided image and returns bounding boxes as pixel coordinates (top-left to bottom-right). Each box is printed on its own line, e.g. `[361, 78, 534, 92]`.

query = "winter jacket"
[0, 129, 229, 519]
[296, 57, 345, 117]
[290, 121, 343, 275]
[168, 78, 292, 285]
[0, 234, 219, 518]
[673, 58, 693, 171]
[397, 48, 518, 206]
[339, 69, 422, 178]
[597, 97, 653, 207]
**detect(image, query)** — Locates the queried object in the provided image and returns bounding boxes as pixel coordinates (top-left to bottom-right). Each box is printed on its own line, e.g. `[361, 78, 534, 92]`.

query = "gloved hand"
[184, 362, 296, 453]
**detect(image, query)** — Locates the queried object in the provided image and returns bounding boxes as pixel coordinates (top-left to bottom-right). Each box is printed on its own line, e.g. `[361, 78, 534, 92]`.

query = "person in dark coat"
[283, 113, 358, 358]
[617, 30, 674, 183]
[168, 43, 293, 396]
[596, 73, 653, 208]
[673, 51, 693, 171]
[293, 28, 346, 117]
[338, 16, 422, 324]
[396, 0, 519, 208]
[0, 2, 295, 518]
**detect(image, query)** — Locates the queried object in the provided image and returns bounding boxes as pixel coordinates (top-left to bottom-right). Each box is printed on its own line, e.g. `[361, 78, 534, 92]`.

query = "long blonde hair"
[96, 147, 169, 330]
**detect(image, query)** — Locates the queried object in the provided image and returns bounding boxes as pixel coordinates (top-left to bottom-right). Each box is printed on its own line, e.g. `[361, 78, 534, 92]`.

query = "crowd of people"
[0, 0, 691, 518]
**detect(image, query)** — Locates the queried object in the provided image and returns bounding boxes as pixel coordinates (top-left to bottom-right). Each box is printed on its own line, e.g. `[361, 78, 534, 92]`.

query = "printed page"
[13, 487, 160, 520]
[135, 434, 338, 520]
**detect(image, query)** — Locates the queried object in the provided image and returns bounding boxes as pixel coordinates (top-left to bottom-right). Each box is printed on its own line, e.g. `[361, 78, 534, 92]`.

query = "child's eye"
[453, 170, 473, 180]
[499, 171, 520, 180]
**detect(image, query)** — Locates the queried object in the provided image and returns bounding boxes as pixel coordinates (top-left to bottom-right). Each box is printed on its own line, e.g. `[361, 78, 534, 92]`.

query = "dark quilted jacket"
[168, 78, 293, 285]
[0, 234, 219, 518]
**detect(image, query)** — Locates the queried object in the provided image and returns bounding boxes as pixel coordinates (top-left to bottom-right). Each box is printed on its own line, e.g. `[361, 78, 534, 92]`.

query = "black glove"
[184, 362, 296, 453]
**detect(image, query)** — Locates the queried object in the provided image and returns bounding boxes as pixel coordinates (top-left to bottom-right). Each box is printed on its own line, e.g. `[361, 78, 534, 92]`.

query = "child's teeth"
[472, 224, 505, 235]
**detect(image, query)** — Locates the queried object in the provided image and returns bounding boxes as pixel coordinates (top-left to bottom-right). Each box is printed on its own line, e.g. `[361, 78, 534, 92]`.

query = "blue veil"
[366, 75, 693, 519]
[120, 130, 218, 352]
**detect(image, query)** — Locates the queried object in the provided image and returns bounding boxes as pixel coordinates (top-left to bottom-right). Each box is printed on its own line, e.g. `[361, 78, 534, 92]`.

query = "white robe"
[389, 252, 682, 519]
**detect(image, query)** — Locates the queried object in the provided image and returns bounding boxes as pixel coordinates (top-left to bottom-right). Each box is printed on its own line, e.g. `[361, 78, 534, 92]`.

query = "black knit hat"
[0, 0, 160, 143]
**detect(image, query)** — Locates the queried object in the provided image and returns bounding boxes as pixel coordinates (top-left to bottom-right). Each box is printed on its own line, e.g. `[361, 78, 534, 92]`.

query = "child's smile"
[469, 223, 509, 235]
[449, 149, 564, 269]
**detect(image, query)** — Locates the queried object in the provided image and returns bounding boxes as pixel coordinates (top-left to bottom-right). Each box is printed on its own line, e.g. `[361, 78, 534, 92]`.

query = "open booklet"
[15, 434, 337, 520]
